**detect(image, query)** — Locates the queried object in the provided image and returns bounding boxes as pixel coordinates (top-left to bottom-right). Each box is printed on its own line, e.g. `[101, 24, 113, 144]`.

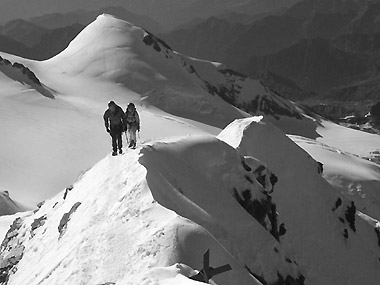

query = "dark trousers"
[110, 125, 123, 152]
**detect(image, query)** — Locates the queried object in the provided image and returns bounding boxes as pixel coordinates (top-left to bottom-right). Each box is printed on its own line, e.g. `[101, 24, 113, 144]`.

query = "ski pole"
[124, 131, 129, 144]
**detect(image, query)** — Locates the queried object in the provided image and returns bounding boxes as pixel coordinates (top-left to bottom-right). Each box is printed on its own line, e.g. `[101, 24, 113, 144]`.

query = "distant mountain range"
[3, 0, 380, 121]
[161, 0, 380, 119]
[0, 6, 165, 60]
[0, 21, 84, 60]
[29, 6, 163, 33]
[0, 0, 300, 31]
[0, 191, 25, 216]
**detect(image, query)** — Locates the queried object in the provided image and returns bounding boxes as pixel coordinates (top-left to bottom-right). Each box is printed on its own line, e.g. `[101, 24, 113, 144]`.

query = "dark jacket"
[103, 105, 126, 130]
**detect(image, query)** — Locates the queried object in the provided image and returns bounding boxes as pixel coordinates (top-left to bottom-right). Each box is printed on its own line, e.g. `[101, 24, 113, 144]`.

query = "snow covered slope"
[2, 118, 380, 284]
[41, 14, 303, 128]
[291, 135, 380, 220]
[0, 136, 304, 285]
[218, 116, 380, 285]
[0, 14, 312, 207]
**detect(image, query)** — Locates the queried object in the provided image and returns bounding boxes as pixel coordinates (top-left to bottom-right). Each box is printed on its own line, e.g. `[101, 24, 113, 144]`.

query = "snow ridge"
[2, 117, 380, 284]
[0, 191, 24, 216]
[219, 116, 380, 284]
[0, 135, 306, 285]
[0, 55, 53, 98]
[45, 14, 305, 128]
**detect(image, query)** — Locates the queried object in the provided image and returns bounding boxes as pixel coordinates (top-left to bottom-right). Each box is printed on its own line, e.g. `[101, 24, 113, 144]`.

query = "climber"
[103, 101, 126, 156]
[125, 103, 140, 149]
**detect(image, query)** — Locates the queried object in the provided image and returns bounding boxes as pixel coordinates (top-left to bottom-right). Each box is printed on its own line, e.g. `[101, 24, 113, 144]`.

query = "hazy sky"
[0, 0, 297, 29]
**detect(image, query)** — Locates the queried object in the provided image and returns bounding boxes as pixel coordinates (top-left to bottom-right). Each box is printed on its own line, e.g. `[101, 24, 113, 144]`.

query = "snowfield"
[1, 14, 380, 284]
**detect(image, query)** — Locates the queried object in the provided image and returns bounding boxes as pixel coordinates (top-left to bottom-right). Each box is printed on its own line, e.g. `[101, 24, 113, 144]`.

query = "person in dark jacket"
[103, 101, 126, 156]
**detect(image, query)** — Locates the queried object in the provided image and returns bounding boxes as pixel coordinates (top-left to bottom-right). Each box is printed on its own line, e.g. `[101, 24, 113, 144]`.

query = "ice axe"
[190, 249, 232, 283]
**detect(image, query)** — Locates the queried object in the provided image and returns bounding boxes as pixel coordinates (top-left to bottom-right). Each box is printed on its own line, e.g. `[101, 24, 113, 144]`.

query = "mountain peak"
[43, 14, 305, 130]
[0, 190, 25, 216]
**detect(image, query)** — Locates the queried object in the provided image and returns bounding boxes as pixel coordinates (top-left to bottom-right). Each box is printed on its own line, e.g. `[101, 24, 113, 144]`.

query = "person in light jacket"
[125, 103, 140, 148]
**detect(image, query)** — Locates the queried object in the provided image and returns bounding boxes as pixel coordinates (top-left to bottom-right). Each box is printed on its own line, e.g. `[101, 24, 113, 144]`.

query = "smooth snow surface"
[317, 119, 380, 159]
[4, 140, 300, 285]
[0, 14, 312, 207]
[292, 135, 380, 221]
[0, 14, 246, 207]
[219, 117, 380, 285]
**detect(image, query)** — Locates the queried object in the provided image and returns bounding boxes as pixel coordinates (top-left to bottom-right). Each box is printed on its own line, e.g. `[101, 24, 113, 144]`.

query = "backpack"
[126, 110, 137, 123]
[126, 103, 138, 126]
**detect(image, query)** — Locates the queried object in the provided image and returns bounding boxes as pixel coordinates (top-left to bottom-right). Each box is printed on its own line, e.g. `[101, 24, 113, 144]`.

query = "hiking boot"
[119, 149, 123, 154]
[129, 140, 134, 148]
[112, 151, 117, 156]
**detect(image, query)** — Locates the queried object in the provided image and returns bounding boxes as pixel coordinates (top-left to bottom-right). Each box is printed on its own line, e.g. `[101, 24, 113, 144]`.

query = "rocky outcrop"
[0, 218, 25, 284]
[332, 198, 357, 239]
[235, 157, 282, 241]
[0, 55, 54, 98]
[0, 56, 40, 85]
[58, 202, 81, 239]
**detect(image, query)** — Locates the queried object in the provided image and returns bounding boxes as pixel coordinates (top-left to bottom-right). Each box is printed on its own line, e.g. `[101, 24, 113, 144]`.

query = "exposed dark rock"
[241, 159, 252, 172]
[268, 203, 279, 239]
[143, 31, 172, 53]
[234, 188, 282, 241]
[253, 165, 278, 193]
[345, 201, 356, 232]
[12, 62, 23, 69]
[0, 217, 25, 283]
[31, 216, 47, 232]
[58, 202, 81, 238]
[235, 189, 266, 223]
[204, 69, 302, 119]
[343, 228, 349, 239]
[218, 68, 247, 78]
[1, 218, 23, 250]
[332, 198, 342, 212]
[275, 272, 306, 285]
[375, 227, 380, 247]
[0, 57, 41, 86]
[317, 162, 324, 174]
[279, 223, 287, 237]
[143, 33, 161, 51]
[63, 185, 74, 200]
[37, 201, 45, 209]
[1, 59, 11, 65]
[269, 174, 278, 188]
[254, 165, 267, 188]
